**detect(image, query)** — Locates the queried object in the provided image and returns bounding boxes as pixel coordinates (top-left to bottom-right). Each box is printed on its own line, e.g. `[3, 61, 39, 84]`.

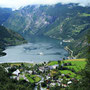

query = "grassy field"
[63, 59, 87, 72]
[60, 70, 76, 78]
[23, 63, 33, 67]
[25, 74, 41, 83]
[25, 74, 34, 83]
[48, 61, 58, 66]
[50, 70, 58, 77]
[48, 59, 87, 79]
[30, 75, 41, 82]
[80, 13, 90, 17]
[10, 63, 21, 67]
[19, 77, 24, 80]
[48, 59, 87, 72]
[7, 63, 33, 67]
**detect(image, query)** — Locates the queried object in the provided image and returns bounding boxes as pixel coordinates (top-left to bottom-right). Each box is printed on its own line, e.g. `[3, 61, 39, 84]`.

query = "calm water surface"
[0, 37, 68, 63]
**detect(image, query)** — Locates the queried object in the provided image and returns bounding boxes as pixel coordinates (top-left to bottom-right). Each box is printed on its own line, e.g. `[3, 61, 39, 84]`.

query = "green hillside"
[0, 25, 26, 56]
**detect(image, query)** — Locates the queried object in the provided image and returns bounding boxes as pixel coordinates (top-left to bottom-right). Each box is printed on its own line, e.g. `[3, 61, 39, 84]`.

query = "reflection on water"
[0, 37, 68, 63]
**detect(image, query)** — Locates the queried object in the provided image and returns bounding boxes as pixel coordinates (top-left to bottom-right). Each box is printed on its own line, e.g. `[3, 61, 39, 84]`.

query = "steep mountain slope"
[3, 3, 90, 38]
[0, 25, 26, 56]
[3, 5, 50, 34]
[0, 8, 12, 24]
[68, 29, 89, 58]
[2, 3, 90, 58]
[3, 4, 81, 35]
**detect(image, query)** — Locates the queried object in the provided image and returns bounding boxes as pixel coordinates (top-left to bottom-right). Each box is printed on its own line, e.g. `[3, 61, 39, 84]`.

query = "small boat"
[60, 42, 62, 45]
[39, 52, 44, 55]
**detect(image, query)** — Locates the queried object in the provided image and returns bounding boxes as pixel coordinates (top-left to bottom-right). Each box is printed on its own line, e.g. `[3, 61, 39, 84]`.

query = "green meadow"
[25, 74, 41, 83]
[48, 59, 87, 79]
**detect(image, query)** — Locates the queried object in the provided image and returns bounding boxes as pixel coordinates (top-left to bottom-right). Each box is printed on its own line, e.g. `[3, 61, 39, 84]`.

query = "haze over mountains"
[0, 3, 90, 57]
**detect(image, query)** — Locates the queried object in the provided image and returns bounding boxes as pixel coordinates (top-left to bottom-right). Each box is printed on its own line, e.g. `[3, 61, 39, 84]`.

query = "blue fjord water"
[0, 37, 68, 63]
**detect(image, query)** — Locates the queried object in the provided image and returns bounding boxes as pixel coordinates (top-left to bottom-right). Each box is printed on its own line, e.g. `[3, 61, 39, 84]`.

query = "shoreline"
[0, 60, 55, 64]
[0, 41, 27, 57]
[64, 46, 75, 59]
[0, 39, 69, 64]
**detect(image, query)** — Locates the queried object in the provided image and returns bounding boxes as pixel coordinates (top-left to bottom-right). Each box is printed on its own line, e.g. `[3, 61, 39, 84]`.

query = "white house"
[48, 64, 59, 70]
[39, 67, 44, 72]
[25, 70, 33, 74]
[67, 81, 72, 85]
[13, 69, 20, 76]
[48, 66, 53, 70]
[5, 67, 11, 73]
[46, 76, 50, 80]
[61, 74, 65, 77]
[52, 64, 59, 69]
[28, 70, 33, 74]
[50, 83, 56, 87]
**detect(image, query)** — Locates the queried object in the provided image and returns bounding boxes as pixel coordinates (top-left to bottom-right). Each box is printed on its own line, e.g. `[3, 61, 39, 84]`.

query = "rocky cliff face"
[3, 4, 90, 38]
[4, 5, 52, 35]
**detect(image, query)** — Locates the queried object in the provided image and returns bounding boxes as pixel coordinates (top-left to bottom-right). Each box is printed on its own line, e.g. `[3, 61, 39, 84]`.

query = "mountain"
[0, 8, 12, 24]
[2, 3, 90, 58]
[0, 25, 26, 56]
[68, 29, 89, 58]
[3, 3, 90, 37]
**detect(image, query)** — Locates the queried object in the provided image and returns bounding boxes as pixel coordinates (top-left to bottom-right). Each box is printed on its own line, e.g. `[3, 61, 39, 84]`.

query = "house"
[67, 81, 72, 85]
[64, 63, 72, 66]
[48, 64, 59, 70]
[10, 76, 17, 79]
[47, 86, 50, 90]
[5, 67, 11, 73]
[25, 70, 32, 74]
[61, 63, 64, 67]
[57, 83, 61, 86]
[62, 84, 67, 87]
[48, 66, 53, 70]
[39, 67, 44, 72]
[44, 66, 49, 71]
[13, 69, 20, 76]
[32, 70, 37, 74]
[5, 68, 9, 73]
[52, 64, 59, 69]
[50, 83, 56, 87]
[61, 74, 65, 77]
[46, 76, 50, 80]
[28, 70, 33, 74]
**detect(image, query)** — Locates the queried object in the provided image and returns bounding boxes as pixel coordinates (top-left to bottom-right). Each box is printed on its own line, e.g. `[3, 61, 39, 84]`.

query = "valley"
[0, 2, 90, 90]
[1, 3, 90, 58]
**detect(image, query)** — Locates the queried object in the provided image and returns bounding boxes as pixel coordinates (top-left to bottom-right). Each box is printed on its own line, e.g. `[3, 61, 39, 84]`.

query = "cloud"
[0, 0, 90, 9]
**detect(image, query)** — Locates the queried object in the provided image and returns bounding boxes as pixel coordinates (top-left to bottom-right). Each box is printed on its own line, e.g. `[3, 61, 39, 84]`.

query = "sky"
[0, 0, 90, 9]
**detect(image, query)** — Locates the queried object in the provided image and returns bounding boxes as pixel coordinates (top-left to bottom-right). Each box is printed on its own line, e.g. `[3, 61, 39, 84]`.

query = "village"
[2, 59, 86, 90]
